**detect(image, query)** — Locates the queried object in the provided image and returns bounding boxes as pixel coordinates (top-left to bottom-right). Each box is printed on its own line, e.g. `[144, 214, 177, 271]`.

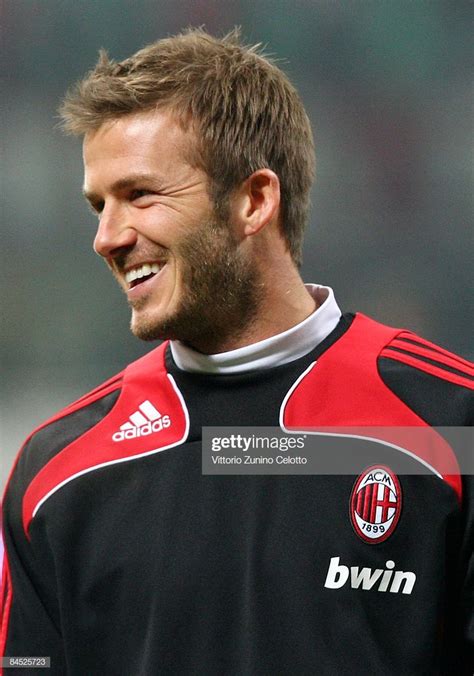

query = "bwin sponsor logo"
[324, 557, 416, 595]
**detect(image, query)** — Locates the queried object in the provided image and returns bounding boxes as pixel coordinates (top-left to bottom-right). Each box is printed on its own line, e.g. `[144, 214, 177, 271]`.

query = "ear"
[233, 169, 280, 237]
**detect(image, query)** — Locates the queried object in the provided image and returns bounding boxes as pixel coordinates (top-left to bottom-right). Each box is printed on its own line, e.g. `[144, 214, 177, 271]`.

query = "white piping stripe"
[278, 361, 317, 430]
[31, 374, 190, 521]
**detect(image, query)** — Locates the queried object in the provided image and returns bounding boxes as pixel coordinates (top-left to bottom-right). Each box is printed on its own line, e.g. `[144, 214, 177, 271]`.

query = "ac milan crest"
[350, 465, 402, 544]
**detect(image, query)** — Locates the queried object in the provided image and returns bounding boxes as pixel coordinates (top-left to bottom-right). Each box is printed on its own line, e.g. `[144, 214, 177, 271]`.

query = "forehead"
[82, 110, 196, 189]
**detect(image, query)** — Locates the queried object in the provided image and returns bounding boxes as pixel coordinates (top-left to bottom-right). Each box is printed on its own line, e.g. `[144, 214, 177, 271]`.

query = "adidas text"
[113, 415, 171, 442]
[324, 556, 416, 595]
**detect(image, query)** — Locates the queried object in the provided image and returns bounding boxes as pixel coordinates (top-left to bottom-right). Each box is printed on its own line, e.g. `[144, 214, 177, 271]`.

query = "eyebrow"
[82, 174, 165, 203]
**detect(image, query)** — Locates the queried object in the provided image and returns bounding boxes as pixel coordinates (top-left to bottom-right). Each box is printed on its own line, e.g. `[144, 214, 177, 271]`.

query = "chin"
[131, 326, 163, 342]
[130, 309, 181, 342]
[130, 321, 166, 342]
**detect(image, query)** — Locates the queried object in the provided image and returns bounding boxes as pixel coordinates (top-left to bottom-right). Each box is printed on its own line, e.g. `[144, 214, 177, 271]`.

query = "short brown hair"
[60, 28, 315, 266]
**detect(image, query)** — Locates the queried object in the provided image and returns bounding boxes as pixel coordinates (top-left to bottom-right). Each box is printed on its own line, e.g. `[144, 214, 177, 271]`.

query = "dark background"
[1, 0, 473, 488]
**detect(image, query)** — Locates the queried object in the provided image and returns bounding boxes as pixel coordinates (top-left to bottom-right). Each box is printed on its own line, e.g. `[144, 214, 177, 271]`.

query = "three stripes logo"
[350, 465, 402, 544]
[112, 400, 171, 442]
[380, 332, 474, 390]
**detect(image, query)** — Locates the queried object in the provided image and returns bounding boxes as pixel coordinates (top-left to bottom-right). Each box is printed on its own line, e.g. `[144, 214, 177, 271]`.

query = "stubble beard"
[129, 218, 264, 353]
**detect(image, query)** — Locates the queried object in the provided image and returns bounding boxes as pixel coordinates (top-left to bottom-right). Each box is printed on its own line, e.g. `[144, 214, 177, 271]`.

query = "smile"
[125, 262, 164, 288]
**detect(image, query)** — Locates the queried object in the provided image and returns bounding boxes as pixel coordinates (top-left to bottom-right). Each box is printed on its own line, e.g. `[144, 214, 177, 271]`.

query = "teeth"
[125, 263, 162, 284]
[126, 269, 138, 283]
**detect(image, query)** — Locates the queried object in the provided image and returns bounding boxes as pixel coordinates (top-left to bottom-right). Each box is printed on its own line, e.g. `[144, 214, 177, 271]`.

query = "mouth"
[124, 262, 165, 289]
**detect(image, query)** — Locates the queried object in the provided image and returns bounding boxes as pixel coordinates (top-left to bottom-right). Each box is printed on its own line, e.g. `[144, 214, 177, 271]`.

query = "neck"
[171, 284, 341, 373]
[185, 269, 316, 354]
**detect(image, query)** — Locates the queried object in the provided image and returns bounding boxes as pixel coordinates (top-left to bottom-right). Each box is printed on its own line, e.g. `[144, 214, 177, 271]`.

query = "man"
[1, 28, 472, 675]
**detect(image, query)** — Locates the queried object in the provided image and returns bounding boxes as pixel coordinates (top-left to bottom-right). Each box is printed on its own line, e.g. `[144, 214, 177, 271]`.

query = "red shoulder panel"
[280, 313, 462, 501]
[21, 342, 189, 537]
[1, 371, 124, 513]
[64, 371, 124, 410]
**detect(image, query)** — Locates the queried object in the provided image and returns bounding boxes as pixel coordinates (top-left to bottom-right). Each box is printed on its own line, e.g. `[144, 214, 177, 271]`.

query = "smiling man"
[1, 29, 473, 675]
[81, 108, 312, 352]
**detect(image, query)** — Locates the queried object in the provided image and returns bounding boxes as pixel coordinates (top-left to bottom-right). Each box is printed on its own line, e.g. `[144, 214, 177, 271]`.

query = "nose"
[93, 202, 137, 259]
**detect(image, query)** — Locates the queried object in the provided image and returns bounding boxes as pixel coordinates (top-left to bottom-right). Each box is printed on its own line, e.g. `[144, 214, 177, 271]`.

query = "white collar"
[170, 284, 342, 374]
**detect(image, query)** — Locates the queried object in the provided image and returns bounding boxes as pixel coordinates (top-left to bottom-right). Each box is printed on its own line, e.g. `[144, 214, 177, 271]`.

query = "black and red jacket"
[1, 313, 473, 674]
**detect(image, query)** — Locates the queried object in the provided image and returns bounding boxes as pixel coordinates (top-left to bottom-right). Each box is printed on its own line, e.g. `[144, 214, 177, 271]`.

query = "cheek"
[140, 205, 199, 241]
[170, 255, 193, 290]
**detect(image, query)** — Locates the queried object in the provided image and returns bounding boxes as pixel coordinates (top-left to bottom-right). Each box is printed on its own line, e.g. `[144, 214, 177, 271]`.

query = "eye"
[130, 189, 153, 202]
[88, 200, 104, 217]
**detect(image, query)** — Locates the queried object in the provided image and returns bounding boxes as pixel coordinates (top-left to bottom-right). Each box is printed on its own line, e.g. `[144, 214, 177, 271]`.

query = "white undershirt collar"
[170, 284, 342, 374]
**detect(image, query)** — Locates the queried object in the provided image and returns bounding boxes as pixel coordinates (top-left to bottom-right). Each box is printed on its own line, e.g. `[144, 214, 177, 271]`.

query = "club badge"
[350, 465, 402, 544]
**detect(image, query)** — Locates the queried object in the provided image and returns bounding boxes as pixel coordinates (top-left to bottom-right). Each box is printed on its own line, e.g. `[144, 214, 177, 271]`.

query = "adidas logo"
[112, 400, 171, 442]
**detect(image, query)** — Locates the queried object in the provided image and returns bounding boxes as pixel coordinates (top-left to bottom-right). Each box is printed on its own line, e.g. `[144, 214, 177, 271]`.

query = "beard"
[127, 216, 264, 353]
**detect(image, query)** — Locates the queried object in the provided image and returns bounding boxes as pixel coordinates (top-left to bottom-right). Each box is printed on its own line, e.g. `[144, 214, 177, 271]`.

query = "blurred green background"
[1, 0, 473, 488]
